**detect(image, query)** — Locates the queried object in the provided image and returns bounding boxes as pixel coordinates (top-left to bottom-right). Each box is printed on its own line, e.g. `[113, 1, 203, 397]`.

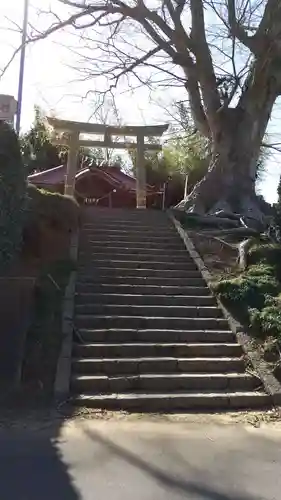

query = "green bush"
[213, 264, 280, 310]
[250, 305, 281, 340]
[213, 261, 281, 334]
[27, 184, 80, 231]
[244, 263, 274, 278]
[248, 244, 281, 280]
[213, 242, 281, 341]
[0, 122, 27, 273]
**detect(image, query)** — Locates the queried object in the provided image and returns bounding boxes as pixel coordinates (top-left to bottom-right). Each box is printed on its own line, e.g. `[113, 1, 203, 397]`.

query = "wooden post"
[136, 133, 146, 209]
[184, 173, 189, 198]
[162, 182, 166, 211]
[65, 131, 79, 196]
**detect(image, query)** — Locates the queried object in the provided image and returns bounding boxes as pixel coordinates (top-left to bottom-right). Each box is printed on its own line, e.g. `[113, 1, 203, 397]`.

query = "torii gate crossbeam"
[47, 117, 169, 209]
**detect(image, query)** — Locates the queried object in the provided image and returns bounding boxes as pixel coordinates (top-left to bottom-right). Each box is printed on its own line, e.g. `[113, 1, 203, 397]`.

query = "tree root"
[237, 238, 256, 270]
[175, 191, 272, 231]
[171, 200, 277, 270]
[191, 232, 258, 270]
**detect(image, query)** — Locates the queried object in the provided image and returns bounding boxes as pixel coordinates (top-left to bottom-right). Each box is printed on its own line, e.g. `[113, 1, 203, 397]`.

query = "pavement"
[0, 416, 281, 500]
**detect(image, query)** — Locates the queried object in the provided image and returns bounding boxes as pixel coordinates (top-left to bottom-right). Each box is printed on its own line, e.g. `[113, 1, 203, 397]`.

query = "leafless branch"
[1, 0, 280, 157]
[0, 45, 22, 79]
[262, 141, 281, 153]
[227, 0, 257, 52]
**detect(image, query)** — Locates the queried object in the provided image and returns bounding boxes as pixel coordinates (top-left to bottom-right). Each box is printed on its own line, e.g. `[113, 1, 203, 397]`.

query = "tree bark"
[176, 78, 278, 223]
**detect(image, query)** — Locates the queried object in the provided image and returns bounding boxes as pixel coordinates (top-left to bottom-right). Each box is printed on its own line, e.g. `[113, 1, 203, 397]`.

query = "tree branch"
[58, 0, 91, 8]
[256, 0, 280, 38]
[58, 1, 210, 137]
[112, 46, 161, 79]
[190, 0, 221, 121]
[137, 0, 176, 41]
[184, 74, 210, 137]
[0, 45, 22, 79]
[175, 0, 186, 18]
[227, 0, 257, 52]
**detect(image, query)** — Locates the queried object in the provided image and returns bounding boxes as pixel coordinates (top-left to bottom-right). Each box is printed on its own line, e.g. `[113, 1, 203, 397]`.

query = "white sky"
[0, 0, 281, 203]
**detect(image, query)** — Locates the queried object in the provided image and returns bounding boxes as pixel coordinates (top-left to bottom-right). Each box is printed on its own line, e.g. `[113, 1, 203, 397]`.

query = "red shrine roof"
[28, 164, 156, 194]
[28, 164, 67, 185]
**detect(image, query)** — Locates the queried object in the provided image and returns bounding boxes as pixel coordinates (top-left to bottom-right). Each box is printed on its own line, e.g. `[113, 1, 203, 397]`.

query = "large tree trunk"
[177, 83, 278, 226]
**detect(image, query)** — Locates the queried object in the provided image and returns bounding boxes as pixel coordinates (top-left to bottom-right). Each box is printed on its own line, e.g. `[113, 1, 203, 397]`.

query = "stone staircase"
[70, 207, 270, 411]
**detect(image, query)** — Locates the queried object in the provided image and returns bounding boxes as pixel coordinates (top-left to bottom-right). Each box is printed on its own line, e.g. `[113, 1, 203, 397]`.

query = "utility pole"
[15, 0, 29, 134]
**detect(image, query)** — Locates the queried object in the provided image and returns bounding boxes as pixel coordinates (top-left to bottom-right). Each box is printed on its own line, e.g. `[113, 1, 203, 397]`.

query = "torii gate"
[47, 118, 168, 209]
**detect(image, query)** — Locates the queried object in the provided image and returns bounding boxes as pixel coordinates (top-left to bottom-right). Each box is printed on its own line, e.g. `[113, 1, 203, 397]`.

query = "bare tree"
[16, 0, 281, 224]
[86, 94, 121, 161]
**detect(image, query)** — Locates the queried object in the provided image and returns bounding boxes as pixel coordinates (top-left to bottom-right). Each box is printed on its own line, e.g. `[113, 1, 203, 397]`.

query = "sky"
[0, 0, 281, 203]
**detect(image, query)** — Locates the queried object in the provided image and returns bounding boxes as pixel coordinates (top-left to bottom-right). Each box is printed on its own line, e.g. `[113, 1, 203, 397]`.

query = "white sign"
[0, 95, 17, 122]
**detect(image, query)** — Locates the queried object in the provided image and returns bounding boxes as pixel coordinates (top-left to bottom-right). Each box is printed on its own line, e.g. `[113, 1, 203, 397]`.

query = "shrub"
[248, 244, 281, 265]
[244, 263, 274, 278]
[22, 185, 80, 261]
[248, 244, 281, 280]
[213, 265, 280, 310]
[212, 262, 281, 330]
[250, 305, 281, 340]
[0, 122, 27, 273]
[26, 184, 80, 231]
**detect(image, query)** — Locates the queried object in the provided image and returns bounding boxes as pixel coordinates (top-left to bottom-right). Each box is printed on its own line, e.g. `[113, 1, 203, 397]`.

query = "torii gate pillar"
[65, 131, 79, 196]
[136, 133, 146, 209]
[47, 118, 168, 207]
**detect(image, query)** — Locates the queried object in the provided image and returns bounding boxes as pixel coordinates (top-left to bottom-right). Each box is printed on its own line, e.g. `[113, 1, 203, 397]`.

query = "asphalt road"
[0, 418, 281, 500]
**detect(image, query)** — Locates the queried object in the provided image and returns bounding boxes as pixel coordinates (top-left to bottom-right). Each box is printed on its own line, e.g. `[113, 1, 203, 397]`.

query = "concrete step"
[81, 219, 171, 228]
[82, 223, 174, 231]
[80, 234, 181, 244]
[82, 210, 170, 219]
[76, 276, 206, 286]
[82, 207, 168, 214]
[78, 267, 201, 278]
[75, 304, 222, 318]
[78, 329, 235, 344]
[79, 247, 188, 256]
[81, 227, 179, 236]
[75, 284, 210, 296]
[72, 356, 245, 375]
[79, 251, 190, 263]
[72, 209, 268, 412]
[78, 259, 197, 271]
[75, 315, 229, 330]
[75, 293, 215, 307]
[82, 209, 169, 220]
[79, 240, 183, 251]
[73, 342, 242, 359]
[81, 241, 185, 250]
[82, 227, 174, 235]
[72, 391, 270, 411]
[71, 372, 260, 393]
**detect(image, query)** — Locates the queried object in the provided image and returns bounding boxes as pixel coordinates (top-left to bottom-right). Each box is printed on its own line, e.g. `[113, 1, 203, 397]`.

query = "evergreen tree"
[275, 175, 281, 236]
[0, 121, 27, 273]
[20, 107, 62, 174]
